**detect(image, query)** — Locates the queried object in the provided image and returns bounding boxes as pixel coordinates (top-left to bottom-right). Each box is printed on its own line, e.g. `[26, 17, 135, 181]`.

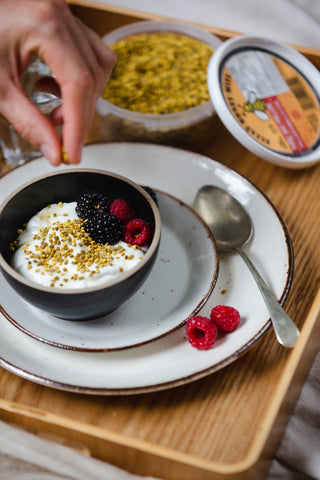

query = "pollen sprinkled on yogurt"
[11, 202, 144, 289]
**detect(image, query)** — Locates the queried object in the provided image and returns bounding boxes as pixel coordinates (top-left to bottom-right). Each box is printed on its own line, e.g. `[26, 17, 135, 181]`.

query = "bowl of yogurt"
[0, 169, 161, 320]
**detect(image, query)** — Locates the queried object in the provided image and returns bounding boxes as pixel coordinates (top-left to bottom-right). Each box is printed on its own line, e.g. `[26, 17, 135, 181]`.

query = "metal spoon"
[193, 185, 299, 348]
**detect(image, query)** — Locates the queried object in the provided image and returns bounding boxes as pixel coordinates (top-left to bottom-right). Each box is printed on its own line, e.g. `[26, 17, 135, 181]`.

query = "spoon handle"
[236, 247, 300, 348]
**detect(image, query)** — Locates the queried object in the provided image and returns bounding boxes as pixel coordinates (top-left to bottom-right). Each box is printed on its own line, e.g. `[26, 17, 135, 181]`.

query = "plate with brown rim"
[0, 190, 218, 351]
[0, 142, 293, 394]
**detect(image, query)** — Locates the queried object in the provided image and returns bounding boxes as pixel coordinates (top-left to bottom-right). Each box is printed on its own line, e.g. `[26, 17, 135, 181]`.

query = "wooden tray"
[1, 3, 320, 479]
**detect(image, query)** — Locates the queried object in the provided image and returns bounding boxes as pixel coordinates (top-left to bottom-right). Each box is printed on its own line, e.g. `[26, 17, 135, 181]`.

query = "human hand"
[0, 0, 116, 166]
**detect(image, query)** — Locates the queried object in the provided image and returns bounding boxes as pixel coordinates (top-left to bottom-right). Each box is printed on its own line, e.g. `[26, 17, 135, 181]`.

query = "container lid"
[207, 35, 320, 168]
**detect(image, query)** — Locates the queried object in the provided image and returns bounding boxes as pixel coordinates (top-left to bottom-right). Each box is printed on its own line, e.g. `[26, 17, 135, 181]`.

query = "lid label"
[221, 49, 320, 155]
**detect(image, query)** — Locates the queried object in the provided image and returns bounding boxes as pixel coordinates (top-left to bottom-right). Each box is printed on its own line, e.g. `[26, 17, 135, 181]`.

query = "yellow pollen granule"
[12, 207, 143, 287]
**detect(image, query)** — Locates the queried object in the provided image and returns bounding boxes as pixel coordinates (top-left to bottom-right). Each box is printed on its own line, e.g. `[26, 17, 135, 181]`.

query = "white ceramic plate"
[0, 191, 218, 351]
[0, 143, 293, 394]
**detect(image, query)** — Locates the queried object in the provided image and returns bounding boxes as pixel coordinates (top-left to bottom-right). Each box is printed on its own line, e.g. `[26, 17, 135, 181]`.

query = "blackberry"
[141, 185, 158, 206]
[84, 211, 123, 245]
[76, 191, 109, 219]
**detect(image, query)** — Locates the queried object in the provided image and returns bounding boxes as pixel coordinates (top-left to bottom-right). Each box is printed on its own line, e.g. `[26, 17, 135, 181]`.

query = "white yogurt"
[11, 202, 145, 289]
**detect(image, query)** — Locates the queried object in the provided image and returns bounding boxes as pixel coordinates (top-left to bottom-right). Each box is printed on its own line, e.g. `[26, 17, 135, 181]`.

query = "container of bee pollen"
[207, 35, 320, 168]
[96, 20, 222, 149]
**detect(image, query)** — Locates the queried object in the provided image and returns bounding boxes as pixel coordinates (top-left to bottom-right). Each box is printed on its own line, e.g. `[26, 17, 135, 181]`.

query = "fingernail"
[72, 145, 82, 164]
[40, 144, 58, 165]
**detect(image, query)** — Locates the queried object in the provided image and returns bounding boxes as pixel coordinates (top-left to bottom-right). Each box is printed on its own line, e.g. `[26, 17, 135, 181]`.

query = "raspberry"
[84, 212, 123, 245]
[76, 191, 109, 219]
[186, 316, 218, 350]
[210, 305, 240, 332]
[110, 198, 136, 224]
[123, 218, 152, 246]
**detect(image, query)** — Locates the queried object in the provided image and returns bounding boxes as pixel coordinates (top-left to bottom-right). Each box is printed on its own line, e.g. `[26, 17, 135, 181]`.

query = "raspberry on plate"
[110, 198, 136, 224]
[186, 316, 218, 350]
[210, 305, 240, 332]
[123, 218, 152, 246]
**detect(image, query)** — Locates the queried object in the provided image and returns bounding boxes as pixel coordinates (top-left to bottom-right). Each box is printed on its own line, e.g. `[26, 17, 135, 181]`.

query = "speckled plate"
[0, 143, 293, 394]
[0, 191, 218, 351]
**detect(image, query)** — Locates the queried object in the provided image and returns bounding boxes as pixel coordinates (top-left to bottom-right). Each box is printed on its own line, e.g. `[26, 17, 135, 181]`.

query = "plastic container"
[95, 20, 222, 149]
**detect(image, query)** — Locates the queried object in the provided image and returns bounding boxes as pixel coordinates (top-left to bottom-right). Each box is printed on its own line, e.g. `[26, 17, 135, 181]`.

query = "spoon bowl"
[193, 185, 300, 348]
[194, 185, 252, 250]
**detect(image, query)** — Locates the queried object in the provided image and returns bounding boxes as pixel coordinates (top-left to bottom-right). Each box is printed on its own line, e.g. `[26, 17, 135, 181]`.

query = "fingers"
[45, 23, 115, 164]
[34, 6, 116, 165]
[58, 36, 116, 164]
[0, 76, 62, 166]
[0, 0, 116, 166]
[76, 18, 117, 81]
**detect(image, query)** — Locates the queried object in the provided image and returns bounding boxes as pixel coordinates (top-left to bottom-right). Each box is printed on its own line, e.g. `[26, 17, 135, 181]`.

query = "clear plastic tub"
[94, 20, 222, 149]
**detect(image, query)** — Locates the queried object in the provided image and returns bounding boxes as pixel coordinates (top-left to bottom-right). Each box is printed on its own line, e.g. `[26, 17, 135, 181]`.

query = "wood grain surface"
[0, 3, 320, 479]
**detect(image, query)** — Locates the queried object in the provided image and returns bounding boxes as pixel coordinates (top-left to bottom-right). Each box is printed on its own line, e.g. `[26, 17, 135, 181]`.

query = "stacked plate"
[0, 143, 293, 394]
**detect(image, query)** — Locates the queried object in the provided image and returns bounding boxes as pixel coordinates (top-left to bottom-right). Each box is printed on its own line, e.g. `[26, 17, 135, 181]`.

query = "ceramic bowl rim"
[0, 168, 161, 295]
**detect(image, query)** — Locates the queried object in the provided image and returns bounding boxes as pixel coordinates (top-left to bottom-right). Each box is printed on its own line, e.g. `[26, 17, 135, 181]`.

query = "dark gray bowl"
[0, 169, 161, 321]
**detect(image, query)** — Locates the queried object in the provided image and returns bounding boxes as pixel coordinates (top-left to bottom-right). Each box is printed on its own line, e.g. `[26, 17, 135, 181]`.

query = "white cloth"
[0, 420, 159, 480]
